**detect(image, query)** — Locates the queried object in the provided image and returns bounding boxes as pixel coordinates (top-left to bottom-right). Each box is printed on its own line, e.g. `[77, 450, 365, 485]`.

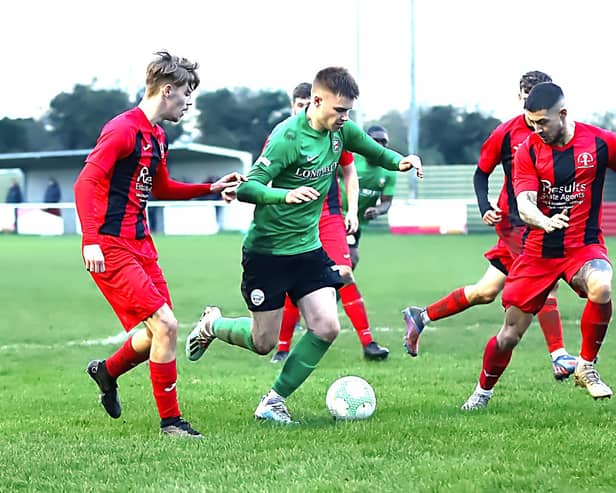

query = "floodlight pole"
[355, 0, 363, 127]
[408, 0, 418, 155]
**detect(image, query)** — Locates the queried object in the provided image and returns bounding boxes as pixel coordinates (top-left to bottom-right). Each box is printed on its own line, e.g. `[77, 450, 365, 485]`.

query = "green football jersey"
[341, 153, 398, 224]
[237, 112, 403, 255]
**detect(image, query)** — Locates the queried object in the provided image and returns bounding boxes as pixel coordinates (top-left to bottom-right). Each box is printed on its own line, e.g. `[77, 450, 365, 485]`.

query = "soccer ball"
[326, 376, 376, 421]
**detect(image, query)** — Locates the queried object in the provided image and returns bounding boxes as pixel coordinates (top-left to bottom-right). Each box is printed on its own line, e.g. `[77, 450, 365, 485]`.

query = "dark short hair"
[519, 71, 552, 94]
[292, 82, 312, 101]
[313, 67, 359, 100]
[367, 125, 389, 145]
[524, 82, 564, 112]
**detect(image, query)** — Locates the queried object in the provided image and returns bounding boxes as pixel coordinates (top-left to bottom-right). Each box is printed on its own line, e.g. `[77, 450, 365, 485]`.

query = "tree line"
[2, 84, 615, 165]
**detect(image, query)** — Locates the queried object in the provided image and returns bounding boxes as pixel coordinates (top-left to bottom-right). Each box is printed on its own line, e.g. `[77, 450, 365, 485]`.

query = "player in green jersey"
[342, 125, 398, 269]
[186, 67, 423, 424]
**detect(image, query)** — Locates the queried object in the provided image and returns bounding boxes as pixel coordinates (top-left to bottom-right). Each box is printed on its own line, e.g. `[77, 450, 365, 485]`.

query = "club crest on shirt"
[158, 138, 166, 159]
[577, 152, 594, 169]
[332, 138, 341, 152]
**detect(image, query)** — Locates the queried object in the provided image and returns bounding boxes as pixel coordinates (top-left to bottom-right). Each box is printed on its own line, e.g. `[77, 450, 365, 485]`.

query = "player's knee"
[496, 329, 521, 351]
[252, 333, 277, 355]
[160, 317, 179, 339]
[587, 282, 612, 304]
[339, 267, 354, 285]
[469, 284, 499, 304]
[311, 319, 340, 342]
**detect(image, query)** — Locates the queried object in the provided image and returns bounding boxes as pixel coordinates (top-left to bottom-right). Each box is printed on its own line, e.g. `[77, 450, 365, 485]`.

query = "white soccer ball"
[326, 376, 376, 421]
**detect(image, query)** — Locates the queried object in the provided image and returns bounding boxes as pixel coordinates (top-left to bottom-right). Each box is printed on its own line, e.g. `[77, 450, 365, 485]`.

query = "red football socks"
[580, 300, 612, 362]
[278, 295, 300, 352]
[339, 283, 373, 347]
[149, 360, 180, 419]
[536, 298, 565, 353]
[105, 336, 148, 378]
[478, 336, 513, 390]
[426, 287, 471, 321]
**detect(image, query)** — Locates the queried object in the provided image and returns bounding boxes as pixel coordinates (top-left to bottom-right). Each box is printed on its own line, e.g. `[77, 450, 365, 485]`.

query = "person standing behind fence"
[43, 177, 62, 216]
[5, 178, 23, 233]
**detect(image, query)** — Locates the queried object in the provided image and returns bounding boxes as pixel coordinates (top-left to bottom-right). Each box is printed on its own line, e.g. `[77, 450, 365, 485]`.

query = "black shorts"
[241, 247, 344, 312]
[346, 228, 362, 249]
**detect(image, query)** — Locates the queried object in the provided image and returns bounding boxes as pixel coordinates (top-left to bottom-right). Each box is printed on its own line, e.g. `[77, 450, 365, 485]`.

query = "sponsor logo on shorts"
[250, 289, 265, 306]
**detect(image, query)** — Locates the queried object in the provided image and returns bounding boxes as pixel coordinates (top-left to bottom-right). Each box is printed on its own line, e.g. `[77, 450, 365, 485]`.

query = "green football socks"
[273, 331, 332, 398]
[212, 317, 256, 352]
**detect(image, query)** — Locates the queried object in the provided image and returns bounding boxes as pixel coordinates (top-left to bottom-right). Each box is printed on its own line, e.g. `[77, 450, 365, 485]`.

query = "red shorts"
[483, 225, 526, 274]
[502, 244, 610, 314]
[88, 235, 171, 330]
[319, 214, 352, 267]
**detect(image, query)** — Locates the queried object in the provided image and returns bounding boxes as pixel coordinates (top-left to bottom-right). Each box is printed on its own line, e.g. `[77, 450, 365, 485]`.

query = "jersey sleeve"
[247, 127, 298, 184]
[383, 170, 397, 196]
[152, 158, 212, 199]
[477, 124, 505, 174]
[74, 162, 107, 245]
[601, 128, 616, 171]
[236, 126, 298, 204]
[85, 123, 135, 173]
[341, 120, 402, 170]
[339, 150, 354, 167]
[513, 138, 539, 195]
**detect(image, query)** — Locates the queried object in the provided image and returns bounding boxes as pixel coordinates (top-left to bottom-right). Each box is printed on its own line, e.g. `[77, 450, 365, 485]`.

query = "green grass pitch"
[1, 233, 615, 492]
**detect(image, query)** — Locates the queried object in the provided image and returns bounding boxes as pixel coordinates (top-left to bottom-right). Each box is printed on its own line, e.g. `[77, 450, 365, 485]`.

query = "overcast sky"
[5, 0, 616, 123]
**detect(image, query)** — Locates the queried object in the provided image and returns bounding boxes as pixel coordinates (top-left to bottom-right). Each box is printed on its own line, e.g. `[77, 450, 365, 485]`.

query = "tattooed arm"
[517, 191, 569, 233]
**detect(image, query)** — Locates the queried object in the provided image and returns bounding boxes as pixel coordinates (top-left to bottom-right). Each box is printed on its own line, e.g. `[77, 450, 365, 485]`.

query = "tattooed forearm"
[517, 191, 550, 230]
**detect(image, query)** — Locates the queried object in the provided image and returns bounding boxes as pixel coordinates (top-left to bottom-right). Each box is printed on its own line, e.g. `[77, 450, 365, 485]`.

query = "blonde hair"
[144, 50, 200, 97]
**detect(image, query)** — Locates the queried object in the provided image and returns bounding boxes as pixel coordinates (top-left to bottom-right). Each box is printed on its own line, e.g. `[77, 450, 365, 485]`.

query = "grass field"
[1, 233, 615, 492]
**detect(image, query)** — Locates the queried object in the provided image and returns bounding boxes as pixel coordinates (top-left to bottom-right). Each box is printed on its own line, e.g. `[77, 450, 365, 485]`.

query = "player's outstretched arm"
[517, 191, 569, 233]
[210, 172, 246, 195]
[397, 154, 424, 178]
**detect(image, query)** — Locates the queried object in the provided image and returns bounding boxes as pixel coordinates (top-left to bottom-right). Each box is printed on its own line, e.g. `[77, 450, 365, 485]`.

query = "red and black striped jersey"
[477, 114, 533, 230]
[75, 107, 212, 244]
[321, 150, 354, 218]
[514, 122, 616, 257]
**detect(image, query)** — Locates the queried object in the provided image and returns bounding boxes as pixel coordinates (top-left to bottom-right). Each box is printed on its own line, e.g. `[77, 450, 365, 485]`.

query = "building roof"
[0, 142, 253, 173]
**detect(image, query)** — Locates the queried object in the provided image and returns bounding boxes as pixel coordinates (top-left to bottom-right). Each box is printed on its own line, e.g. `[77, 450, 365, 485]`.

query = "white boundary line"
[0, 325, 405, 353]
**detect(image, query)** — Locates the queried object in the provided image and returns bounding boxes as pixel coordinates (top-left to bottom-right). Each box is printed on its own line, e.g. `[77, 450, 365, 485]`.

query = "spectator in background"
[6, 178, 23, 203]
[43, 177, 62, 216]
[5, 178, 23, 234]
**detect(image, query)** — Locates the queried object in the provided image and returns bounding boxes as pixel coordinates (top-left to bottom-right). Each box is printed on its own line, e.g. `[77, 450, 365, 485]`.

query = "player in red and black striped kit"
[403, 71, 576, 380]
[74, 51, 242, 436]
[462, 82, 615, 410]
